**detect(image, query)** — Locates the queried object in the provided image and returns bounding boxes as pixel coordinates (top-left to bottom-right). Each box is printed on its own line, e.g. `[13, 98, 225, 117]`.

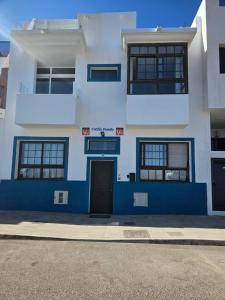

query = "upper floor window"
[87, 64, 121, 82]
[219, 0, 225, 6]
[0, 41, 10, 57]
[128, 44, 188, 95]
[35, 67, 75, 94]
[219, 46, 225, 74]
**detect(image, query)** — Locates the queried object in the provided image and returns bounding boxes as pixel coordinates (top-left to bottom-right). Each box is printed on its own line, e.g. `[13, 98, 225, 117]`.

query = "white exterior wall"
[0, 8, 222, 214]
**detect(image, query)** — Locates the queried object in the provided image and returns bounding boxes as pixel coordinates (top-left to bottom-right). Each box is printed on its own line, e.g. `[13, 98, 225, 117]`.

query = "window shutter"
[168, 143, 188, 168]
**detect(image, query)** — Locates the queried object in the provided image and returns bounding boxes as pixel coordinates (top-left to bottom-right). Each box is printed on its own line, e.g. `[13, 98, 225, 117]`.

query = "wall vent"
[54, 191, 68, 205]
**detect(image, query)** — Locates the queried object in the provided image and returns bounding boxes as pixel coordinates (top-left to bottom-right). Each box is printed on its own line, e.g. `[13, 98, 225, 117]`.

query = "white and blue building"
[0, 0, 225, 215]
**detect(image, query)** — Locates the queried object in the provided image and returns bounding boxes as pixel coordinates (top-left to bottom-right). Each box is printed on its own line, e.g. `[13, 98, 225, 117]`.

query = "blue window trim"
[86, 156, 118, 213]
[84, 137, 120, 155]
[87, 64, 121, 82]
[11, 136, 69, 180]
[136, 137, 195, 183]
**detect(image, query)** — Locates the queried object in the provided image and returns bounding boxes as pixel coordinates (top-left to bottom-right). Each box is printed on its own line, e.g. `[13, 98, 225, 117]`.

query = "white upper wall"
[75, 12, 136, 128]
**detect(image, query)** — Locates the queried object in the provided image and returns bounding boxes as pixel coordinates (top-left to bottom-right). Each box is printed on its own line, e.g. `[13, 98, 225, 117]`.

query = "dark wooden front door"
[90, 161, 114, 214]
[212, 159, 225, 211]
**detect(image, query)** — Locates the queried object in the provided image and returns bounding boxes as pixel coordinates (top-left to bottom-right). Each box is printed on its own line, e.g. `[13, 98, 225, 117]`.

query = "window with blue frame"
[85, 137, 120, 154]
[87, 64, 121, 82]
[17, 140, 68, 180]
[220, 0, 225, 6]
[139, 142, 189, 182]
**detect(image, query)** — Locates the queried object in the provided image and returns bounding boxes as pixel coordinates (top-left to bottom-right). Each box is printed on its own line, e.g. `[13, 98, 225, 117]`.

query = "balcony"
[11, 19, 86, 66]
[126, 94, 189, 127]
[15, 90, 78, 126]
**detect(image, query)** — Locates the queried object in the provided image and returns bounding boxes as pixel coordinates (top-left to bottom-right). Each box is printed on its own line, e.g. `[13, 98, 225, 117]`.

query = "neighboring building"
[0, 0, 224, 215]
[0, 41, 9, 118]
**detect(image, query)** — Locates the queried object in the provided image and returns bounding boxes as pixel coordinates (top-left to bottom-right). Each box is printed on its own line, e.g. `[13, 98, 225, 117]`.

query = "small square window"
[87, 64, 121, 82]
[219, 0, 225, 6]
[85, 137, 120, 154]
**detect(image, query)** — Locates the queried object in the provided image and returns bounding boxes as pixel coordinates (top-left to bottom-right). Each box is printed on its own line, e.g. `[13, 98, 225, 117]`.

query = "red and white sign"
[82, 128, 90, 136]
[116, 128, 124, 136]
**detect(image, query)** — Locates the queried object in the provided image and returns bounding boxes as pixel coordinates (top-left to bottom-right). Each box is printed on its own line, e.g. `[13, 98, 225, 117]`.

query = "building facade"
[0, 0, 225, 215]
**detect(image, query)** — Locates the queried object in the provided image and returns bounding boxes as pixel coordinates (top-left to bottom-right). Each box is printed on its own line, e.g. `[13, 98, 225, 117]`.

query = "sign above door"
[82, 127, 124, 136]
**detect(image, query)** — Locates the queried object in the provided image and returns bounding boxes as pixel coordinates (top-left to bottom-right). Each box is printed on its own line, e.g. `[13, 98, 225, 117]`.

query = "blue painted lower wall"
[0, 180, 89, 214]
[114, 182, 207, 215]
[0, 180, 207, 215]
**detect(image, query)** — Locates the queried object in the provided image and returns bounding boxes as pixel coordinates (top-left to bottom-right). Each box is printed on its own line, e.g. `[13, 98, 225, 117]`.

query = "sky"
[0, 0, 202, 40]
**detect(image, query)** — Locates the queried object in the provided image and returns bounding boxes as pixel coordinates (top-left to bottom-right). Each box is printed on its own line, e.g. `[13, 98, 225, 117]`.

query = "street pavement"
[0, 240, 225, 300]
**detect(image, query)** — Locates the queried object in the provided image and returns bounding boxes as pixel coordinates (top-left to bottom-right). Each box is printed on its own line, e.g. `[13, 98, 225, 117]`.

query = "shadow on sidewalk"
[0, 210, 225, 229]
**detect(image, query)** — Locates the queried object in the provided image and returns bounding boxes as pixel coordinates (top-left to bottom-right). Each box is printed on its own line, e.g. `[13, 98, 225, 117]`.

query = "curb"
[0, 234, 225, 246]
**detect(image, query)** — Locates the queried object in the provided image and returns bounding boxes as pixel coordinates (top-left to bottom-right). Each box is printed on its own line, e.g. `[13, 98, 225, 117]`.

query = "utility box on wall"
[133, 192, 148, 207]
[54, 191, 68, 205]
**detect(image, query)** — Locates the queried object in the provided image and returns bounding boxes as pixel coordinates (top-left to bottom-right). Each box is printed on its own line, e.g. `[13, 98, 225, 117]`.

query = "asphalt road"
[0, 240, 225, 300]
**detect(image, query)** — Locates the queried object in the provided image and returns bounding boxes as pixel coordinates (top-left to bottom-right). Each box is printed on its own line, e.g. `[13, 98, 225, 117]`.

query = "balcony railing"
[14, 19, 79, 31]
[18, 81, 79, 97]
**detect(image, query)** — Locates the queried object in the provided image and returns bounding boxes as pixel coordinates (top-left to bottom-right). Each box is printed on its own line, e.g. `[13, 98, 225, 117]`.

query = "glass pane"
[165, 170, 187, 181]
[142, 143, 167, 167]
[158, 46, 166, 54]
[148, 46, 156, 54]
[130, 83, 157, 95]
[139, 47, 148, 54]
[180, 170, 188, 181]
[130, 46, 139, 55]
[88, 140, 117, 152]
[168, 143, 188, 168]
[158, 56, 184, 79]
[51, 78, 74, 94]
[90, 69, 118, 81]
[158, 82, 186, 94]
[36, 78, 49, 94]
[175, 46, 185, 54]
[52, 68, 75, 74]
[165, 170, 180, 181]
[43, 143, 64, 165]
[19, 168, 41, 179]
[0, 41, 10, 57]
[21, 143, 42, 165]
[36, 68, 50, 74]
[155, 170, 163, 180]
[137, 57, 157, 80]
[140, 169, 149, 180]
[219, 47, 225, 74]
[43, 168, 64, 179]
[148, 170, 156, 180]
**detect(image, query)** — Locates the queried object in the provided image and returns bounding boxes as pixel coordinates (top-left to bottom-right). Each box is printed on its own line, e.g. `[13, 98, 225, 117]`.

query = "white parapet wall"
[126, 94, 189, 127]
[15, 94, 77, 126]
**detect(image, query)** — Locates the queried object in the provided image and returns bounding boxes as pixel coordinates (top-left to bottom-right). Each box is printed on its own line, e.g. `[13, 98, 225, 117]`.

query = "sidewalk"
[0, 210, 225, 245]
